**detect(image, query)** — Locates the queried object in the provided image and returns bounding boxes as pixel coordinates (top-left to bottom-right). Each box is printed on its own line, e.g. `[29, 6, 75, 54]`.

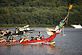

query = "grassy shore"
[0, 24, 26, 28]
[0, 24, 54, 28]
[0, 24, 71, 28]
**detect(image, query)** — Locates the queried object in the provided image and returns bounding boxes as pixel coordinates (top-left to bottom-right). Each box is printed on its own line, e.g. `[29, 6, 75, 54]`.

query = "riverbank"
[0, 24, 70, 28]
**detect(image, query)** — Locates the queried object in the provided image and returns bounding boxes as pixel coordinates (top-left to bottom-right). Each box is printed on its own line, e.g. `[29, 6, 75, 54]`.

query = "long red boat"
[20, 31, 57, 45]
[0, 31, 57, 46]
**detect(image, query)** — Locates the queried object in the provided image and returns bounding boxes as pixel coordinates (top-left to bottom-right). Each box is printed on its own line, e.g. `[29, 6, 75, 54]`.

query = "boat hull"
[0, 41, 19, 46]
[20, 33, 57, 45]
[0, 33, 57, 46]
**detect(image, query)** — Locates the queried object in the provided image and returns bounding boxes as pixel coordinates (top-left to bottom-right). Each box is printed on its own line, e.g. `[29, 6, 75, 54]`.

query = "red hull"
[0, 41, 19, 46]
[20, 33, 57, 45]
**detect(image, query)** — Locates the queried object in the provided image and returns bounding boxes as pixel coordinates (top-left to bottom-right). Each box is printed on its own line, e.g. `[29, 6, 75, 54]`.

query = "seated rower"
[31, 37, 34, 40]
[36, 37, 41, 40]
[11, 37, 17, 42]
[23, 37, 29, 41]
[40, 35, 45, 40]
[19, 31, 29, 43]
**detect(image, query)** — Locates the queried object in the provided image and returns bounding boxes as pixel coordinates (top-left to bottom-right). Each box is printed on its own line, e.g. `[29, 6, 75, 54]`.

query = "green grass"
[0, 24, 54, 28]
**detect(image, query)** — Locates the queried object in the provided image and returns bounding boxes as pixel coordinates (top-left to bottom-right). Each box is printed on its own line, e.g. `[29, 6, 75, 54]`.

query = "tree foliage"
[0, 0, 81, 27]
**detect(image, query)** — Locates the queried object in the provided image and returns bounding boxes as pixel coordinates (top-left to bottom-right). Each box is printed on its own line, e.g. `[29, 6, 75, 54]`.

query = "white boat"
[71, 24, 82, 29]
[19, 25, 30, 31]
[15, 25, 34, 34]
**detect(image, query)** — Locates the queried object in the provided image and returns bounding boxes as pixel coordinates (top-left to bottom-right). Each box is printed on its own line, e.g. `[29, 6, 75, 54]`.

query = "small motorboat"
[71, 24, 82, 29]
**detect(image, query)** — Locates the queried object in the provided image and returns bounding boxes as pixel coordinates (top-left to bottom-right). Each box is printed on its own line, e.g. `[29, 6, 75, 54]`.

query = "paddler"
[38, 31, 44, 39]
[19, 31, 29, 43]
[4, 29, 12, 42]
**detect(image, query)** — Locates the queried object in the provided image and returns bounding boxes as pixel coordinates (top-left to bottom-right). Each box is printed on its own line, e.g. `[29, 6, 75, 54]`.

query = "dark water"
[0, 28, 82, 55]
